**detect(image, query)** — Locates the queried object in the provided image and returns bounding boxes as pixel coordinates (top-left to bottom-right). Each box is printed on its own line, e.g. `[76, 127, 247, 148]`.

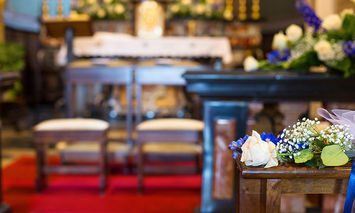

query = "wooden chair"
[58, 59, 133, 171]
[33, 118, 109, 194]
[135, 60, 204, 193]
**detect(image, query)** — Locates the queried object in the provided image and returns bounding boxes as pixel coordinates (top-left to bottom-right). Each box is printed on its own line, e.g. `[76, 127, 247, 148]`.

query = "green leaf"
[321, 145, 349, 166]
[342, 14, 355, 39]
[294, 149, 314, 163]
[289, 50, 323, 71]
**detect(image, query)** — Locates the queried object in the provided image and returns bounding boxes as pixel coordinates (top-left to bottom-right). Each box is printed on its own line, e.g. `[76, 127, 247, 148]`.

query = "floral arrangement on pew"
[229, 109, 355, 169]
[77, 0, 129, 20]
[243, 0, 355, 77]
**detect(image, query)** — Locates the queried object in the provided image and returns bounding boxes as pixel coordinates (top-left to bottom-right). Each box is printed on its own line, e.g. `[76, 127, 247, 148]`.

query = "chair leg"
[137, 143, 144, 194]
[35, 143, 47, 193]
[99, 140, 108, 194]
[196, 154, 202, 174]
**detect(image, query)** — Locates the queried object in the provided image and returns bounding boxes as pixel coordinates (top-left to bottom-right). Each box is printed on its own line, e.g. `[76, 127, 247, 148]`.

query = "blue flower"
[229, 135, 249, 159]
[343, 41, 355, 57]
[260, 132, 277, 145]
[232, 151, 240, 159]
[267, 49, 291, 64]
[295, 0, 322, 31]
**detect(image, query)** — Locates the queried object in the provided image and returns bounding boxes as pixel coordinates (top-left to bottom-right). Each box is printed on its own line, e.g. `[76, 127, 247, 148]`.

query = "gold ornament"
[238, 0, 247, 21]
[251, 0, 260, 20]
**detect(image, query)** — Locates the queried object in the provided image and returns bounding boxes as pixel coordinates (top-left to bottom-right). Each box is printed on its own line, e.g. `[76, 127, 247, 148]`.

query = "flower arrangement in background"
[230, 110, 355, 169]
[167, 0, 227, 20]
[77, 0, 129, 20]
[244, 0, 355, 77]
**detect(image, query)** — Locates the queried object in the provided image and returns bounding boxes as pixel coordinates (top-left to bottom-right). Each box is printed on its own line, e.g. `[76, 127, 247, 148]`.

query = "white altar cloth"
[57, 32, 232, 65]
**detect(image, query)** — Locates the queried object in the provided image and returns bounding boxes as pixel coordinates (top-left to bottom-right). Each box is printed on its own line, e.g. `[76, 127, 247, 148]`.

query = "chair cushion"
[57, 142, 129, 153]
[34, 118, 109, 131]
[142, 143, 202, 154]
[137, 118, 203, 131]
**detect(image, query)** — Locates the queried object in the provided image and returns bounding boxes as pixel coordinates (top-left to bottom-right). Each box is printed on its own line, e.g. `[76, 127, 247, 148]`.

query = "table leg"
[261, 179, 281, 213]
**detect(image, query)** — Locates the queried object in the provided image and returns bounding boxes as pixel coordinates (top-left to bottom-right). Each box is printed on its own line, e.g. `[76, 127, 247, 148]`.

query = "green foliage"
[289, 50, 322, 70]
[342, 14, 355, 40]
[0, 42, 25, 72]
[294, 149, 314, 163]
[321, 145, 349, 166]
[258, 60, 289, 71]
[305, 155, 325, 169]
[330, 58, 353, 77]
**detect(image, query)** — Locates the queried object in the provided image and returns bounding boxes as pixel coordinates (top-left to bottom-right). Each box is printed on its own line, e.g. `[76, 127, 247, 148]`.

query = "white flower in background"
[182, 0, 192, 5]
[241, 131, 278, 168]
[314, 40, 335, 61]
[195, 4, 206, 15]
[97, 9, 106, 18]
[321, 14, 342, 31]
[170, 4, 180, 13]
[114, 4, 125, 14]
[243, 56, 259, 72]
[272, 32, 288, 51]
[341, 8, 354, 19]
[104, 0, 113, 3]
[286, 24, 303, 43]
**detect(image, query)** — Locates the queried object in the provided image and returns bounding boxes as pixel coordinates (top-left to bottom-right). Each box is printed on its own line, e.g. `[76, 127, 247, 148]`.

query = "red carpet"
[3, 157, 201, 213]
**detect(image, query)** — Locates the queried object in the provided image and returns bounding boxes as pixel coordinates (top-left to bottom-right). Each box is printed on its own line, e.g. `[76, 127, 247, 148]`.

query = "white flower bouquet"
[230, 109, 355, 168]
[77, 0, 129, 20]
[244, 0, 355, 77]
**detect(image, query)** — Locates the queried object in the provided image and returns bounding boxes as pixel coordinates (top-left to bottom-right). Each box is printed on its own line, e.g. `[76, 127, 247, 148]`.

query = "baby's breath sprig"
[276, 117, 354, 164]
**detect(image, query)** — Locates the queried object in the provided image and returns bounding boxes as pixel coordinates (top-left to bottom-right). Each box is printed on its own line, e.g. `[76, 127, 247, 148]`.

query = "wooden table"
[183, 70, 355, 213]
[0, 72, 21, 213]
[235, 160, 351, 213]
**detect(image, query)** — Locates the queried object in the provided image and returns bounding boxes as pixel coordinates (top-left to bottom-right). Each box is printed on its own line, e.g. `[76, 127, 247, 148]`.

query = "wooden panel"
[280, 179, 348, 194]
[238, 174, 261, 213]
[265, 179, 282, 213]
[212, 118, 235, 199]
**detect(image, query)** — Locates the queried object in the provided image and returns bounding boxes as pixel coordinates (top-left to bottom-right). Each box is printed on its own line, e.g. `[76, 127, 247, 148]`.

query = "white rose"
[97, 9, 106, 18]
[170, 4, 179, 13]
[182, 0, 191, 5]
[240, 131, 278, 168]
[286, 24, 303, 43]
[314, 40, 335, 61]
[195, 4, 205, 15]
[341, 8, 354, 19]
[114, 4, 125, 14]
[272, 32, 288, 51]
[321, 14, 342, 31]
[243, 56, 259, 72]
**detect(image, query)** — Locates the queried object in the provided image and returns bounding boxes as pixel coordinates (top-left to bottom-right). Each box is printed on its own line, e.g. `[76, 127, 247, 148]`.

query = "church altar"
[57, 32, 232, 65]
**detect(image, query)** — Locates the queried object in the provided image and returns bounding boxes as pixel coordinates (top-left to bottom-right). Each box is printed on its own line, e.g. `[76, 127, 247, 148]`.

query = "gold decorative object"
[238, 0, 247, 21]
[0, 0, 4, 42]
[57, 0, 64, 18]
[187, 20, 196, 37]
[224, 0, 234, 21]
[42, 0, 50, 18]
[251, 0, 260, 20]
[136, 0, 165, 38]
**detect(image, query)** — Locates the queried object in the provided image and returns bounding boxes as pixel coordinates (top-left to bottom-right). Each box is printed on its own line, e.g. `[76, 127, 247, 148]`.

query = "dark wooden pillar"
[199, 101, 248, 213]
